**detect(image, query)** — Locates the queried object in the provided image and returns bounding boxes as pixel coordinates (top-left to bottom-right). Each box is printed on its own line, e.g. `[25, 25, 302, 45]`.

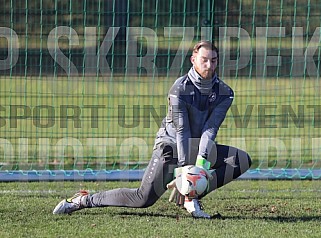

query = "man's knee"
[135, 192, 159, 208]
[238, 150, 252, 171]
[247, 153, 252, 168]
[138, 199, 156, 208]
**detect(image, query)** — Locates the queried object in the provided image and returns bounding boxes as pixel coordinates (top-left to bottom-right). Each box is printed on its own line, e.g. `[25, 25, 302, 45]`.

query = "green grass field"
[1, 180, 321, 238]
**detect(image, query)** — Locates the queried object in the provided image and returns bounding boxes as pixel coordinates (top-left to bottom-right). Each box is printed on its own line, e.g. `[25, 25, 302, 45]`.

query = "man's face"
[190, 47, 218, 80]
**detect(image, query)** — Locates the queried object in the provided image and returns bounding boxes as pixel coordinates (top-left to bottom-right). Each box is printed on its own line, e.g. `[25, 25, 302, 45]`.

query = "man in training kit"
[53, 41, 252, 219]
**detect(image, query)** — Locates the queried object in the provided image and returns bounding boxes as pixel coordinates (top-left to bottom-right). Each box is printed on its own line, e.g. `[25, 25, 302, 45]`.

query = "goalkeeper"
[53, 41, 252, 219]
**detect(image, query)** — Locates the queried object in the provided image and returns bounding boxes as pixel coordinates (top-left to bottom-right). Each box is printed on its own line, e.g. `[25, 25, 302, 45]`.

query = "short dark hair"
[192, 41, 219, 56]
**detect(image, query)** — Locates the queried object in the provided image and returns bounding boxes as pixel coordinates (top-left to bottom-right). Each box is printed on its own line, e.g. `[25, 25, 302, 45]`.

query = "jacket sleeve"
[198, 95, 234, 159]
[168, 93, 191, 166]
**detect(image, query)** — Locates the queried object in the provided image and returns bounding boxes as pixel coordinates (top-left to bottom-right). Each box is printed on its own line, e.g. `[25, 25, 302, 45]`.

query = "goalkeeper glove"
[167, 167, 185, 206]
[195, 155, 213, 180]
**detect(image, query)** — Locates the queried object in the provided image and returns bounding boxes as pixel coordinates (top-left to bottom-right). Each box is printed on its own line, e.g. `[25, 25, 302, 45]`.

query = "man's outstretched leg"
[53, 143, 177, 214]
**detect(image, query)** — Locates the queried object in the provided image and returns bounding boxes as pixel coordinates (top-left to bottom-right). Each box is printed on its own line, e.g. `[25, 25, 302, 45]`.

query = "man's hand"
[167, 168, 185, 206]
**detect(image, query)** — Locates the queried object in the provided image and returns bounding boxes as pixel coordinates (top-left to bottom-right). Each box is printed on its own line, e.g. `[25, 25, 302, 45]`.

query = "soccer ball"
[176, 165, 209, 199]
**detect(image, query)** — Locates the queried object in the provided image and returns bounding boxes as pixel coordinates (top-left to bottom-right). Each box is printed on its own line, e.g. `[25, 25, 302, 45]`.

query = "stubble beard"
[198, 69, 214, 80]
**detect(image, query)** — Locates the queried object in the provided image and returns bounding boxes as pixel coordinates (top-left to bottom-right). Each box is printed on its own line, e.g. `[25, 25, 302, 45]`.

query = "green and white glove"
[195, 155, 213, 180]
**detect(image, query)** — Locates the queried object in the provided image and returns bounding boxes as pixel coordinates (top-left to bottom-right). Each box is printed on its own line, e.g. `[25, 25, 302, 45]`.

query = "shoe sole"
[191, 212, 212, 219]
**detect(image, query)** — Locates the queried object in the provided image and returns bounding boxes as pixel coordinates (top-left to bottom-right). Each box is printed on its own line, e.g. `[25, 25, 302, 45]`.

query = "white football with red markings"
[176, 165, 209, 198]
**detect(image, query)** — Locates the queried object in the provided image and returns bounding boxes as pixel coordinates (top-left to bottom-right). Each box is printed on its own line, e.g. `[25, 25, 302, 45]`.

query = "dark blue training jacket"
[155, 67, 234, 166]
